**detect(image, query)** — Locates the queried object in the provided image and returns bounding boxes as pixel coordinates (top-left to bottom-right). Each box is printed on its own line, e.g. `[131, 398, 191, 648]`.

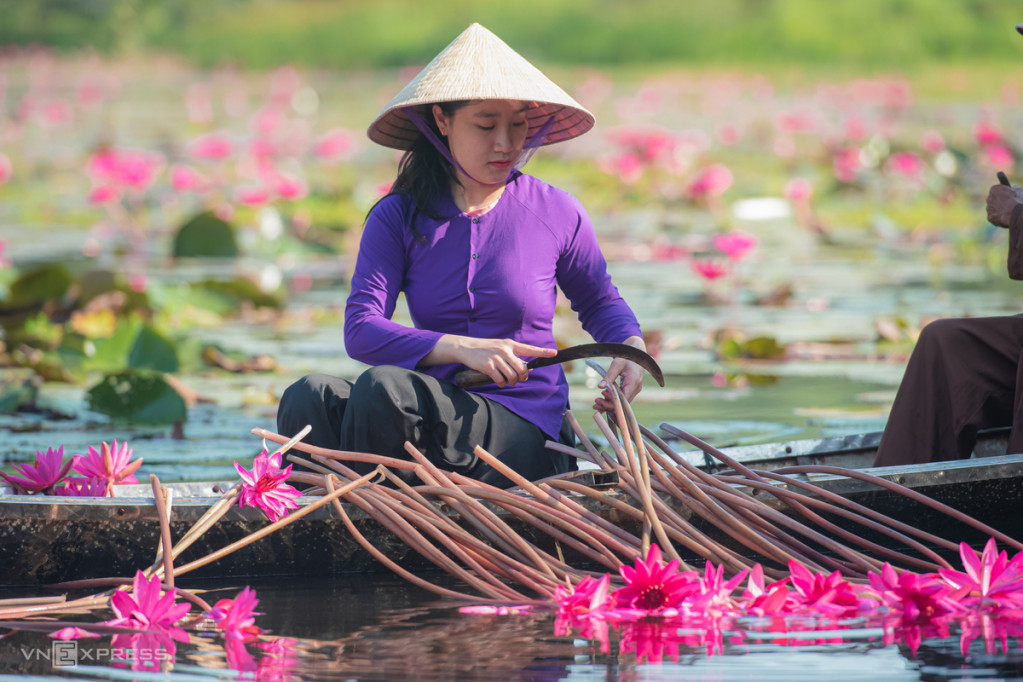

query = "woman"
[277, 24, 647, 487]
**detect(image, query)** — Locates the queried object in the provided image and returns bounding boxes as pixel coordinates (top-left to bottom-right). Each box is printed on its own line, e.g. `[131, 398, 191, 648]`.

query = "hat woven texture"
[367, 23, 595, 150]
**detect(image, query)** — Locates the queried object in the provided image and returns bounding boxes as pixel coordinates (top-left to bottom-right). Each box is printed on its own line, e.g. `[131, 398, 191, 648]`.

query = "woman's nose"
[494, 125, 515, 152]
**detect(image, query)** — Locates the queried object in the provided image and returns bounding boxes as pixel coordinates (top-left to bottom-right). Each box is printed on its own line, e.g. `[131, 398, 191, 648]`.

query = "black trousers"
[874, 315, 1023, 466]
[276, 365, 577, 488]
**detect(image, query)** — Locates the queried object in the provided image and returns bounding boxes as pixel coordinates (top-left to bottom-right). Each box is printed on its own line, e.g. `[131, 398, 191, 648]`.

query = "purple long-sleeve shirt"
[343, 171, 642, 439]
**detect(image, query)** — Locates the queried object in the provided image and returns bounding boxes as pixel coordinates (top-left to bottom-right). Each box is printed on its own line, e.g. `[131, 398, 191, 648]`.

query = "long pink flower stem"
[603, 392, 661, 562]
[452, 483, 620, 573]
[149, 474, 175, 589]
[715, 471, 948, 572]
[375, 471, 584, 587]
[459, 484, 625, 571]
[156, 483, 240, 565]
[774, 464, 1023, 552]
[324, 474, 525, 601]
[545, 476, 742, 571]
[345, 469, 543, 596]
[251, 427, 418, 471]
[308, 455, 556, 597]
[623, 435, 797, 568]
[351, 481, 537, 598]
[642, 421, 958, 567]
[623, 449, 785, 574]
[564, 408, 614, 471]
[639, 437, 877, 575]
[646, 424, 888, 574]
[405, 443, 561, 582]
[171, 470, 378, 578]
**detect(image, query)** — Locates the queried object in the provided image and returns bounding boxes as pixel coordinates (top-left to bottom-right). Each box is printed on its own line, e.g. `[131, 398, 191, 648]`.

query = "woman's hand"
[986, 184, 1023, 227]
[423, 335, 557, 388]
[593, 335, 647, 413]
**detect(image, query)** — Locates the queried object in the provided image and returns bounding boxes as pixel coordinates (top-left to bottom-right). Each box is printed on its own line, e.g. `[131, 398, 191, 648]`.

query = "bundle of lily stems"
[1, 375, 1018, 629]
[255, 377, 1021, 605]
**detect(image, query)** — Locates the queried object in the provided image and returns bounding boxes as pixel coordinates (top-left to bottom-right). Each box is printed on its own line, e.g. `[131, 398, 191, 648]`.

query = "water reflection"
[3, 575, 1023, 681]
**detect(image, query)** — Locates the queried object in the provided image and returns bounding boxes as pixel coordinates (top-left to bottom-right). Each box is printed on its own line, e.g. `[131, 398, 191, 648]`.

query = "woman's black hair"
[367, 101, 469, 244]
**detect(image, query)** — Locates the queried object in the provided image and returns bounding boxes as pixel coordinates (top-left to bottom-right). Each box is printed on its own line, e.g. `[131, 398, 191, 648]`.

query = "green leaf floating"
[172, 210, 239, 258]
[194, 277, 282, 309]
[5, 263, 73, 306]
[87, 370, 187, 424]
[0, 370, 39, 413]
[128, 324, 179, 373]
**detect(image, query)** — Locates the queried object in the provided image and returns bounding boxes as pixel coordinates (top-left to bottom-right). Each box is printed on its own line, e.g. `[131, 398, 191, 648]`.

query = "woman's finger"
[513, 343, 558, 358]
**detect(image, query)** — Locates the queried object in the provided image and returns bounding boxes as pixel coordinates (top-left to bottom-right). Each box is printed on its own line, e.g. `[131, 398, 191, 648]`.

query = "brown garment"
[1009, 204, 1023, 280]
[873, 315, 1023, 466]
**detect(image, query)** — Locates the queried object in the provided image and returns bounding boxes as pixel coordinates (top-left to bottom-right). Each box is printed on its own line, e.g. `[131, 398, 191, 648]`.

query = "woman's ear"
[432, 104, 449, 136]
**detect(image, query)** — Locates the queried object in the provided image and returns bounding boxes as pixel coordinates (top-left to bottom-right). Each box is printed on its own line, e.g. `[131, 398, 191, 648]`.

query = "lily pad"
[88, 316, 144, 372]
[86, 370, 187, 424]
[128, 325, 179, 373]
[4, 263, 73, 307]
[172, 211, 239, 258]
[0, 370, 40, 413]
[194, 277, 282, 310]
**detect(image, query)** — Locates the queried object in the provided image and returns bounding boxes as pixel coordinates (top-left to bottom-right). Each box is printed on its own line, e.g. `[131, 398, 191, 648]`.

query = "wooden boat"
[2, 427, 1021, 587]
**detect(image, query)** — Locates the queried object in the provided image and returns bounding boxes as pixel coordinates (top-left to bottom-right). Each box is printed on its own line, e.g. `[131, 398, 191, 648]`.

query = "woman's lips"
[489, 160, 512, 169]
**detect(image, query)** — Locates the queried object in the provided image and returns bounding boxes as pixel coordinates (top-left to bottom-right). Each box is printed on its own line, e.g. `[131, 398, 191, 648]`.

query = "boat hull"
[2, 434, 1021, 586]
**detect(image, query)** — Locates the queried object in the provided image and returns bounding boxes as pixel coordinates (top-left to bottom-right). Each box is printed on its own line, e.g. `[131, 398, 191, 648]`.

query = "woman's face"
[433, 99, 531, 186]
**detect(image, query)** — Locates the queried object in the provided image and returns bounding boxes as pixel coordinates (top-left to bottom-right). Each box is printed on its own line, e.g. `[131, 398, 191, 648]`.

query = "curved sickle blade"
[454, 342, 665, 388]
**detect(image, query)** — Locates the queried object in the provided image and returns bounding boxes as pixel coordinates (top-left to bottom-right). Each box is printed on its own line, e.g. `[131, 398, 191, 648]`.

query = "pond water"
[3, 233, 1023, 680]
[5, 58, 1023, 681]
[3, 574, 1023, 680]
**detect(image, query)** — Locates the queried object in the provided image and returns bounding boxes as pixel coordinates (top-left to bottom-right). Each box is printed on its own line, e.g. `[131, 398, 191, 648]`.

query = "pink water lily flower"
[868, 563, 960, 619]
[189, 132, 235, 160]
[712, 230, 758, 262]
[554, 574, 611, 617]
[208, 586, 263, 641]
[1, 446, 73, 494]
[787, 561, 863, 616]
[691, 258, 730, 281]
[50, 626, 101, 640]
[686, 164, 733, 199]
[611, 544, 699, 614]
[939, 538, 1023, 610]
[106, 570, 191, 638]
[313, 128, 354, 160]
[688, 562, 748, 613]
[72, 440, 142, 496]
[54, 478, 107, 497]
[235, 449, 302, 522]
[740, 564, 795, 615]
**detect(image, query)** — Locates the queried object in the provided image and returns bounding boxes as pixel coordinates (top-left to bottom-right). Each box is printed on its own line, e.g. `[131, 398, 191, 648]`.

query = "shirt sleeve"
[343, 198, 444, 368]
[555, 200, 643, 343]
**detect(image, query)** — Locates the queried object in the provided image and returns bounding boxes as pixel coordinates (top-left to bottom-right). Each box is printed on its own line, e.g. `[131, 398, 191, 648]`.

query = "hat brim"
[368, 99, 594, 151]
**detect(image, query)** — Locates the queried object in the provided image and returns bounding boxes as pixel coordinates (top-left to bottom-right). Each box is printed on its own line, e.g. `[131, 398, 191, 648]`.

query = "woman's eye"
[513, 121, 526, 128]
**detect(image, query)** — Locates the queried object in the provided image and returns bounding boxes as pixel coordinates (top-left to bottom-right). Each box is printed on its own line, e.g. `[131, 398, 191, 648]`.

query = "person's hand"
[593, 335, 647, 413]
[425, 335, 557, 388]
[986, 184, 1023, 228]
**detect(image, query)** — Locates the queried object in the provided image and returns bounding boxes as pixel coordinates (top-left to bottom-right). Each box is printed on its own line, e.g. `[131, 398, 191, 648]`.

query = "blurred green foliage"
[1, 0, 1021, 69]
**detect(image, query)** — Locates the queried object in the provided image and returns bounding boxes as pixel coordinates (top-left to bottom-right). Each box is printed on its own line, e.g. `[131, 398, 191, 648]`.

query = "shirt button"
[469, 316, 477, 322]
[472, 218, 480, 224]
[469, 286, 475, 292]
[471, 253, 478, 259]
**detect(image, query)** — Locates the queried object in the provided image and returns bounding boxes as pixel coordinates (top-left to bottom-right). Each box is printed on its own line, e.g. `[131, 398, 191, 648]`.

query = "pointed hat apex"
[368, 23, 594, 150]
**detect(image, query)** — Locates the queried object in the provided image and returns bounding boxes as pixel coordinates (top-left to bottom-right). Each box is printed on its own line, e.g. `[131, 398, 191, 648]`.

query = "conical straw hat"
[367, 23, 595, 150]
